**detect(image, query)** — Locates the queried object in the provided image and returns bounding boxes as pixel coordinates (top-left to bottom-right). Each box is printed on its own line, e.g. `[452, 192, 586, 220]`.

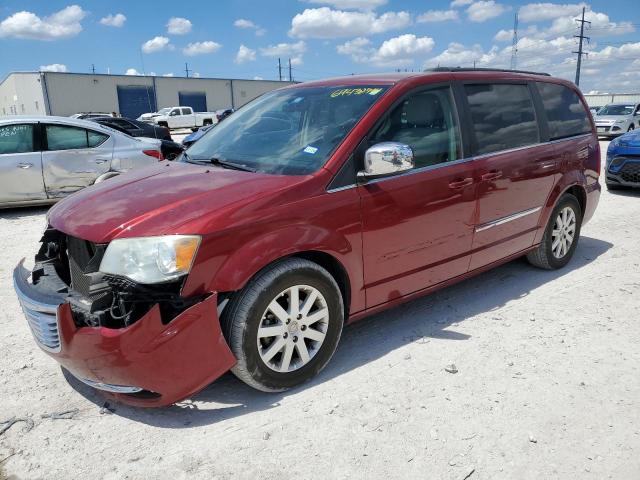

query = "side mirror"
[358, 142, 414, 182]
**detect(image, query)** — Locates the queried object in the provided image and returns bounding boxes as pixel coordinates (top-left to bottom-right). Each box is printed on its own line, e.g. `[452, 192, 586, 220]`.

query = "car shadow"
[0, 206, 50, 220]
[64, 235, 612, 427]
[607, 187, 640, 197]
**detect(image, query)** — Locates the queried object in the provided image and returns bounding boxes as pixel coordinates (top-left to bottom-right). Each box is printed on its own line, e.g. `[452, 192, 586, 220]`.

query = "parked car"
[216, 108, 234, 122]
[14, 69, 600, 406]
[89, 117, 183, 160]
[182, 123, 214, 148]
[90, 116, 172, 141]
[589, 106, 602, 116]
[0, 116, 163, 208]
[139, 106, 218, 130]
[594, 103, 640, 137]
[605, 127, 640, 190]
[69, 112, 113, 120]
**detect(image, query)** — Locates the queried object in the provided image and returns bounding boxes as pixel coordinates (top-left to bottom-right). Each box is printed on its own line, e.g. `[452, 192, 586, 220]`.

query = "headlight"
[99, 235, 201, 284]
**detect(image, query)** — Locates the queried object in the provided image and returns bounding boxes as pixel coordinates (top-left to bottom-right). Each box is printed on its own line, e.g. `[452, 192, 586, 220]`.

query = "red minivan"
[14, 69, 600, 406]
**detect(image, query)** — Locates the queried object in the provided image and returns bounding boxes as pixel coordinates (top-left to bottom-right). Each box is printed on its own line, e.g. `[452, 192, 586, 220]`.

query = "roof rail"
[426, 67, 551, 76]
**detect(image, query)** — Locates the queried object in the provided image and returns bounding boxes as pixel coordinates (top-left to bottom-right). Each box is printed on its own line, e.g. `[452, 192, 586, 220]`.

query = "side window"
[369, 87, 462, 168]
[537, 82, 591, 140]
[0, 124, 35, 154]
[88, 130, 109, 147]
[465, 83, 539, 155]
[170, 109, 180, 116]
[181, 108, 191, 115]
[46, 125, 108, 150]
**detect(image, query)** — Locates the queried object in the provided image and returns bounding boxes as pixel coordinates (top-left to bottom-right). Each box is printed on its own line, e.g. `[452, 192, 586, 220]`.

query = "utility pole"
[278, 58, 282, 81]
[573, 6, 590, 86]
[91, 64, 96, 74]
[184, 62, 191, 78]
[510, 12, 519, 70]
[288, 58, 292, 82]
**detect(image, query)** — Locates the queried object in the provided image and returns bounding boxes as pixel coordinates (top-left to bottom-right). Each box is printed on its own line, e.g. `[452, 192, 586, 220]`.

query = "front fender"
[182, 222, 365, 315]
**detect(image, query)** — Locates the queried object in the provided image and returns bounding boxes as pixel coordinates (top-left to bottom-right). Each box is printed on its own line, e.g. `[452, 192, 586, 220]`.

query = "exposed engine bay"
[32, 228, 202, 328]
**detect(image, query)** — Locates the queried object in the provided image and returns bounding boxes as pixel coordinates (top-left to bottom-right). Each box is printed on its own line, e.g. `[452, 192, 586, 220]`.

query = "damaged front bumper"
[13, 260, 236, 407]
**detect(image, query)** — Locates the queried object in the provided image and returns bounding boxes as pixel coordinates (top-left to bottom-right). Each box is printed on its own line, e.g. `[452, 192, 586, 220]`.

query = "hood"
[595, 115, 629, 123]
[48, 162, 303, 243]
[616, 129, 640, 147]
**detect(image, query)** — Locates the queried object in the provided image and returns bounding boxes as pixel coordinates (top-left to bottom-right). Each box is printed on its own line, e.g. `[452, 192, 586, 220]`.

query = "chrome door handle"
[449, 178, 474, 189]
[17, 163, 33, 169]
[481, 170, 502, 181]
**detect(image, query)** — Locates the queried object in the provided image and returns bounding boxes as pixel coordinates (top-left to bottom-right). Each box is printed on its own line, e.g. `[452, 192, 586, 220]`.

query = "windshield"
[598, 105, 634, 116]
[158, 108, 171, 115]
[185, 85, 389, 175]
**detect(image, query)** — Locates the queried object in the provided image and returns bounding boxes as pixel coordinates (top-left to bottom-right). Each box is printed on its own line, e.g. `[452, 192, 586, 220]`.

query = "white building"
[0, 71, 294, 118]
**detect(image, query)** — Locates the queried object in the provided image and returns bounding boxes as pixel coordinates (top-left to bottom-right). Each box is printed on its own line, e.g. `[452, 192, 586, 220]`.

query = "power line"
[573, 6, 591, 86]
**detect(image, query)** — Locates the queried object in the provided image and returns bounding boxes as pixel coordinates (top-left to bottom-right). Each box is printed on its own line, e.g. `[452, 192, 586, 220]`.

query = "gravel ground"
[1, 141, 639, 480]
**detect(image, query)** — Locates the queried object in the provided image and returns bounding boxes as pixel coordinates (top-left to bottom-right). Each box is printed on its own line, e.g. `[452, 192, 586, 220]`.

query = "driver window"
[370, 87, 462, 169]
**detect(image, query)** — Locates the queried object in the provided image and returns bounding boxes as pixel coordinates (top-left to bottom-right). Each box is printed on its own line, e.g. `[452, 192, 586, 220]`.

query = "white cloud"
[235, 44, 256, 64]
[167, 17, 192, 35]
[467, 1, 509, 23]
[163, 73, 174, 77]
[234, 19, 256, 28]
[0, 5, 86, 40]
[253, 76, 263, 80]
[338, 34, 435, 67]
[234, 18, 266, 36]
[543, 10, 634, 39]
[417, 10, 459, 23]
[39, 63, 67, 72]
[260, 40, 307, 57]
[306, 0, 388, 10]
[125, 68, 141, 76]
[142, 36, 172, 53]
[450, 0, 473, 7]
[192, 72, 201, 78]
[289, 7, 410, 39]
[99, 13, 126, 27]
[183, 41, 222, 56]
[518, 3, 586, 23]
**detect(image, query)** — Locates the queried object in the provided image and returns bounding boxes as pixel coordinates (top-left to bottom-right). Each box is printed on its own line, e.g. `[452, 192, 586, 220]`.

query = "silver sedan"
[0, 116, 164, 208]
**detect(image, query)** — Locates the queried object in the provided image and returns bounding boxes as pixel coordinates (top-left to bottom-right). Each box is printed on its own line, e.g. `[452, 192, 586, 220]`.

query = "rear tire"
[527, 194, 582, 270]
[221, 258, 344, 392]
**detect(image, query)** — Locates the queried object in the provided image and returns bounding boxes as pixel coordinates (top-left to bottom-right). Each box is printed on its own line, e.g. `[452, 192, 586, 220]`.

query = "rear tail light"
[143, 149, 164, 161]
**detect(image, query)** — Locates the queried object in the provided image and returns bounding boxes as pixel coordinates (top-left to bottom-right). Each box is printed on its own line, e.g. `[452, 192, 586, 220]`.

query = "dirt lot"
[1, 141, 639, 480]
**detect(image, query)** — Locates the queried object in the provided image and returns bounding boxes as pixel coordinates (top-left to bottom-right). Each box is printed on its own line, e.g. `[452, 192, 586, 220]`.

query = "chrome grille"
[18, 288, 61, 352]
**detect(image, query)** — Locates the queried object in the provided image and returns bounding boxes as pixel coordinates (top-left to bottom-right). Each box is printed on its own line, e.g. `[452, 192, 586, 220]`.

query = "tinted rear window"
[465, 83, 539, 155]
[537, 82, 591, 140]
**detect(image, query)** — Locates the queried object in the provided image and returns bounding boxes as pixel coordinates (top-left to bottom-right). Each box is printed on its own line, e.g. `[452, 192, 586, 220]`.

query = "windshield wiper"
[209, 157, 256, 172]
[180, 150, 207, 165]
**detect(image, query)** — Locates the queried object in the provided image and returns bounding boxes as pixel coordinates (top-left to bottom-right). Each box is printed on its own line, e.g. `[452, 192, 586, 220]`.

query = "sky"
[0, 0, 638, 93]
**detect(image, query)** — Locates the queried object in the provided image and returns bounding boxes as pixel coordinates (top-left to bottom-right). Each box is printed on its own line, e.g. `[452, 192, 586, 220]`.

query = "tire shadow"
[65, 235, 613, 427]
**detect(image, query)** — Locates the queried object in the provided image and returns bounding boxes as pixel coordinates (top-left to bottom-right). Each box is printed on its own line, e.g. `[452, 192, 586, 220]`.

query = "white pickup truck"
[138, 106, 218, 130]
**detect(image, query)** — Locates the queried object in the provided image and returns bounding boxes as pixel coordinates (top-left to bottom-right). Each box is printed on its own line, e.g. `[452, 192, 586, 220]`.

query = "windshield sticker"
[303, 146, 319, 154]
[330, 87, 383, 98]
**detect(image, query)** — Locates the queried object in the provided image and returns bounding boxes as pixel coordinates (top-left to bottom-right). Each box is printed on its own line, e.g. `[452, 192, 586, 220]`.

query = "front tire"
[527, 194, 582, 270]
[221, 258, 344, 392]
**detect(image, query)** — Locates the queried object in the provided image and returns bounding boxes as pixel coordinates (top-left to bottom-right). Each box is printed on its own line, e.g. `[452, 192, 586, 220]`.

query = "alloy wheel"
[257, 285, 329, 373]
[551, 206, 576, 259]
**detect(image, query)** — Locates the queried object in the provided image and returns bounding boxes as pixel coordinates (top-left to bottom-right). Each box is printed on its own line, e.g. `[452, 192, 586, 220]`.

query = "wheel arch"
[534, 174, 587, 245]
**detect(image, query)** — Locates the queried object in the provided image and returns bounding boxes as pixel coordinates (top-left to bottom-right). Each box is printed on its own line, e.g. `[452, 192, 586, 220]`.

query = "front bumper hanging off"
[13, 260, 236, 407]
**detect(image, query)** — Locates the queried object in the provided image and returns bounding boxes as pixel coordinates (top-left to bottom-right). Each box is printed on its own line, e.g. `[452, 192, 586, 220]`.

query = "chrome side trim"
[475, 206, 542, 233]
[78, 376, 143, 394]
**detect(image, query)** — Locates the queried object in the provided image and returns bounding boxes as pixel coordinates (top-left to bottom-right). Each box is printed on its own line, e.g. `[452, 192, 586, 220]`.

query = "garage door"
[117, 86, 157, 119]
[179, 92, 207, 112]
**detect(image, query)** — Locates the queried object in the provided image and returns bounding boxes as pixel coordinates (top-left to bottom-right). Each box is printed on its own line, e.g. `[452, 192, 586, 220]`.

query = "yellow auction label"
[330, 87, 383, 98]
